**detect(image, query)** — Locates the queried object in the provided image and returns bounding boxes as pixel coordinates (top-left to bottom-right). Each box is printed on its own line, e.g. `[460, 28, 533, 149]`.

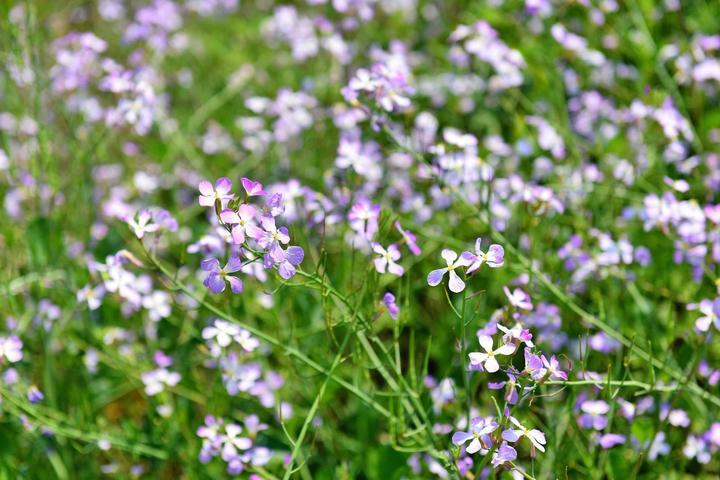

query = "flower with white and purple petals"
[502, 416, 546, 453]
[220, 204, 259, 245]
[462, 239, 504, 273]
[371, 242, 404, 276]
[694, 297, 720, 332]
[198, 177, 234, 208]
[202, 256, 244, 294]
[427, 249, 472, 293]
[491, 441, 517, 467]
[452, 417, 498, 454]
[241, 177, 266, 197]
[468, 335, 515, 373]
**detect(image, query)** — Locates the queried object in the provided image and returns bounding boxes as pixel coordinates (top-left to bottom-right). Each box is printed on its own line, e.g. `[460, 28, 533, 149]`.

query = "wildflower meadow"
[2, 0, 720, 478]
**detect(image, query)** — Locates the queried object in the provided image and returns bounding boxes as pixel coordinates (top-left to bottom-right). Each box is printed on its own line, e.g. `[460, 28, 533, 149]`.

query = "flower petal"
[448, 270, 465, 293]
[440, 249, 458, 264]
[427, 268, 447, 286]
[484, 356, 500, 373]
[478, 334, 494, 353]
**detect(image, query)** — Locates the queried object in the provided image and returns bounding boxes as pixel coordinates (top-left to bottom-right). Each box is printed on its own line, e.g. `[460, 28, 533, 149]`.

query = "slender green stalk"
[283, 330, 352, 479]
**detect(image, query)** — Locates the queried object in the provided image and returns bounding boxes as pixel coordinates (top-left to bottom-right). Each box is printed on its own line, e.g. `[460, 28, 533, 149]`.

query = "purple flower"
[452, 417, 498, 454]
[28, 385, 44, 403]
[198, 177, 234, 208]
[371, 243, 404, 276]
[598, 433, 626, 449]
[395, 221, 421, 255]
[241, 177, 266, 197]
[220, 204, 258, 245]
[462, 239, 504, 273]
[541, 354, 568, 381]
[267, 245, 304, 280]
[491, 441, 517, 467]
[202, 257, 244, 294]
[468, 335, 515, 373]
[523, 348, 544, 379]
[427, 249, 472, 293]
[502, 416, 546, 453]
[253, 215, 290, 250]
[488, 372, 519, 404]
[383, 292, 400, 320]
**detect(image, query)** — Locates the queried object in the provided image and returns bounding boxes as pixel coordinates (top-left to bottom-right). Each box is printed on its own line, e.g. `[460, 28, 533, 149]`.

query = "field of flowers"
[2, 0, 720, 478]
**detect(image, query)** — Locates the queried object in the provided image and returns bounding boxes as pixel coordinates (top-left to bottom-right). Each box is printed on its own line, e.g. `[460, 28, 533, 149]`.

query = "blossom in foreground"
[427, 249, 472, 293]
[198, 177, 234, 207]
[468, 335, 515, 373]
[371, 242, 404, 276]
[541, 354, 568, 381]
[202, 257, 244, 294]
[265, 245, 304, 280]
[383, 292, 400, 319]
[502, 416, 546, 453]
[219, 204, 258, 245]
[241, 177, 266, 197]
[254, 215, 290, 251]
[463, 239, 504, 273]
[452, 417, 498, 454]
[491, 441, 517, 467]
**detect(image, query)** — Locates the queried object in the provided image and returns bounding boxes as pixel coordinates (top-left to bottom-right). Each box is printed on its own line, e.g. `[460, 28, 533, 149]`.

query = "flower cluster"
[197, 415, 272, 476]
[196, 176, 305, 294]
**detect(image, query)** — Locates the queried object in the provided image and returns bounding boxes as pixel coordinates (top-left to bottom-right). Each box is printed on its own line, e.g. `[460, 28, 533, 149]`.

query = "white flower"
[142, 291, 171, 321]
[141, 368, 181, 396]
[77, 285, 105, 310]
[0, 336, 23, 363]
[235, 329, 259, 352]
[468, 335, 515, 373]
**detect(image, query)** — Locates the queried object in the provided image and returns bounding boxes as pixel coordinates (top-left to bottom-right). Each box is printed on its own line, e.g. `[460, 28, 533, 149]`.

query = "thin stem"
[283, 330, 352, 479]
